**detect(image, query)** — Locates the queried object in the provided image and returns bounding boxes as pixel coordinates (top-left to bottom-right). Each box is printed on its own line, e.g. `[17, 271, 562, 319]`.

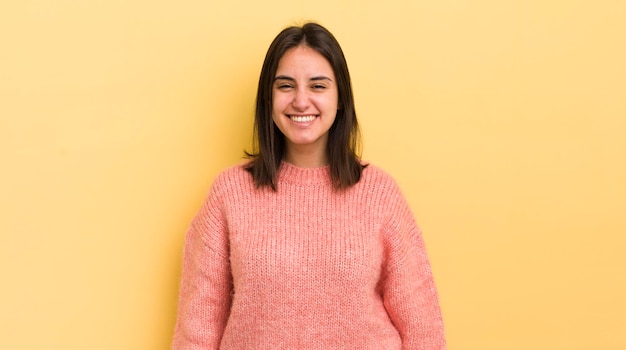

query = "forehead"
[275, 46, 334, 78]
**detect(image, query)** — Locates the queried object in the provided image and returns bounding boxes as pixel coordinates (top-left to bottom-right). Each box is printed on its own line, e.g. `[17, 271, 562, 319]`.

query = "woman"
[172, 22, 446, 349]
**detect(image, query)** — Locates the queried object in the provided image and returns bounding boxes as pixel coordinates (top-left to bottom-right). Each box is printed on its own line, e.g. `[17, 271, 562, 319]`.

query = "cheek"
[271, 100, 285, 125]
[318, 96, 339, 112]
[271, 95, 288, 113]
[323, 91, 339, 110]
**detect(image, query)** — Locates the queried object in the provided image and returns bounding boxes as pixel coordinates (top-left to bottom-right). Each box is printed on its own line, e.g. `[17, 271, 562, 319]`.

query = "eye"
[276, 83, 293, 90]
[312, 84, 326, 90]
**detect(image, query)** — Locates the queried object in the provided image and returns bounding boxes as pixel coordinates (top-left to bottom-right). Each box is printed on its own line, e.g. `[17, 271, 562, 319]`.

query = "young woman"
[172, 22, 446, 349]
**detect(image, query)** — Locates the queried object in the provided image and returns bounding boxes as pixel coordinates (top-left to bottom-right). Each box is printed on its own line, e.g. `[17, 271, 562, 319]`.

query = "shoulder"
[359, 162, 402, 192]
[214, 160, 252, 182]
[354, 162, 406, 204]
[360, 164, 421, 240]
[209, 160, 255, 198]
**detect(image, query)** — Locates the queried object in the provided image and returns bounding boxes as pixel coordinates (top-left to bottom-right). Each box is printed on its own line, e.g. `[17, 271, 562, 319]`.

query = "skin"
[272, 45, 338, 168]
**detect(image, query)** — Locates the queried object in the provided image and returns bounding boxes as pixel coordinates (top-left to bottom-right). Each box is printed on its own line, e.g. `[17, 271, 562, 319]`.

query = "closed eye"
[274, 75, 295, 90]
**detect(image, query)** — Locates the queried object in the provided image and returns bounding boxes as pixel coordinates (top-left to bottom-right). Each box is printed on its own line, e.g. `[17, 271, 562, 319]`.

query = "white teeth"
[291, 115, 316, 123]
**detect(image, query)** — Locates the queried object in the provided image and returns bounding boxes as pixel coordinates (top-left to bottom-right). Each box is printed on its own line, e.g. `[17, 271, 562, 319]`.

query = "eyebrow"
[274, 75, 333, 82]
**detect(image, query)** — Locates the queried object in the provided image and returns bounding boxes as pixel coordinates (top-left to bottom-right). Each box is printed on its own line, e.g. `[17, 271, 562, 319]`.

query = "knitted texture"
[172, 162, 446, 349]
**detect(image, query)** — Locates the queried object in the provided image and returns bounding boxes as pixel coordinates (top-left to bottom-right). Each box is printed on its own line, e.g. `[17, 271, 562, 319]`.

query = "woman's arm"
[380, 183, 446, 350]
[172, 183, 232, 349]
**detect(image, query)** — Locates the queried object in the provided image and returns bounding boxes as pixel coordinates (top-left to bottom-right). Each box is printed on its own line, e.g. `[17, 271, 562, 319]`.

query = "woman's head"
[246, 22, 365, 190]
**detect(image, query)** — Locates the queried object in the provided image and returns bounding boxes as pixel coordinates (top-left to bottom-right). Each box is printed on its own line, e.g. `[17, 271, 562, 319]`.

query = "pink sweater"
[172, 162, 446, 349]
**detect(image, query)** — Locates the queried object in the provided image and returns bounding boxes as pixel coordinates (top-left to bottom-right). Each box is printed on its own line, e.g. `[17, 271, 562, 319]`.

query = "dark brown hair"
[245, 22, 366, 190]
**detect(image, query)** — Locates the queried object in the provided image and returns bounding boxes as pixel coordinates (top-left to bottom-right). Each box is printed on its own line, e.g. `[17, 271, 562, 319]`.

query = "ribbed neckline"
[277, 161, 332, 187]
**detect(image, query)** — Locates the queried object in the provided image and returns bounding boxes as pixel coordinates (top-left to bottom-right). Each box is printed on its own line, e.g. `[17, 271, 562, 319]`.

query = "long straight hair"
[245, 22, 365, 190]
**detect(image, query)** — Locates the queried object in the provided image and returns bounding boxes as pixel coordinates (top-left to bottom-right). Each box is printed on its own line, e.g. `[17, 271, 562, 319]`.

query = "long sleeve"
[380, 183, 446, 350]
[172, 181, 232, 349]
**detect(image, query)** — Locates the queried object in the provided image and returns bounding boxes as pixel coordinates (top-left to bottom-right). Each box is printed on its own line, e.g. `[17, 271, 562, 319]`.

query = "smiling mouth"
[289, 115, 317, 123]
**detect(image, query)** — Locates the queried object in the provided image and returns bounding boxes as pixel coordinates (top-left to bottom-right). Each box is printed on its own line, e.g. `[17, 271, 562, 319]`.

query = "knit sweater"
[172, 161, 446, 349]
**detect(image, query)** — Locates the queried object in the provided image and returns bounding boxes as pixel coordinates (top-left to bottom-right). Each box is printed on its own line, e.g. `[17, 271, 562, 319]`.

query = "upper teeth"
[291, 115, 316, 123]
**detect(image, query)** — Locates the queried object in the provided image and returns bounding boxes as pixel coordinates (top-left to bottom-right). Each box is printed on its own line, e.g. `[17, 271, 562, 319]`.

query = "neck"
[284, 143, 328, 168]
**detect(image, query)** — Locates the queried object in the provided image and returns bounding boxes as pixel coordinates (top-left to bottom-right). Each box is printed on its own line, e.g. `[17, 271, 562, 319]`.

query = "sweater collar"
[277, 161, 332, 187]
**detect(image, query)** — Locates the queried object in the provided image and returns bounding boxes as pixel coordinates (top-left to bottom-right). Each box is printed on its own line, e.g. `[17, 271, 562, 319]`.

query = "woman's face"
[272, 45, 338, 161]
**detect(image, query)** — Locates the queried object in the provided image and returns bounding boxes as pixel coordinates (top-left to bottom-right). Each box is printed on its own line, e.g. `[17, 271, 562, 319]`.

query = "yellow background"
[1, 0, 624, 349]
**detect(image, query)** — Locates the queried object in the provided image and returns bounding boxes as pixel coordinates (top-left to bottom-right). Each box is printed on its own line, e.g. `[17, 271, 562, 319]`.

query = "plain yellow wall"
[1, 1, 624, 349]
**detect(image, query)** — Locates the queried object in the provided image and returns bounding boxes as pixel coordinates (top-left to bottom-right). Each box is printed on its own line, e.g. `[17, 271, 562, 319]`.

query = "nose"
[291, 88, 310, 111]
